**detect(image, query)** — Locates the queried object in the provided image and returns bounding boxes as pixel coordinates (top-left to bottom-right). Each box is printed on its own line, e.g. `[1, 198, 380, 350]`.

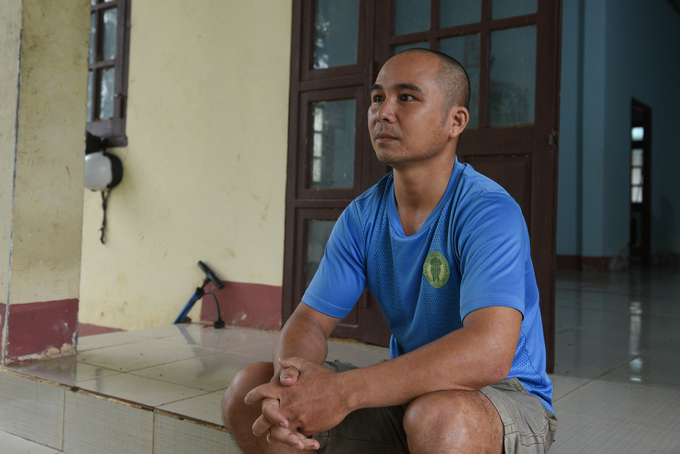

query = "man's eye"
[372, 94, 384, 102]
[400, 94, 414, 101]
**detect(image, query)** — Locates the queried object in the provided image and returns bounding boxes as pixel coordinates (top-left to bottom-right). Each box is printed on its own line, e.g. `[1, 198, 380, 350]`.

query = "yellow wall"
[10, 0, 88, 305]
[1, 0, 88, 306]
[79, 0, 293, 329]
[0, 0, 22, 303]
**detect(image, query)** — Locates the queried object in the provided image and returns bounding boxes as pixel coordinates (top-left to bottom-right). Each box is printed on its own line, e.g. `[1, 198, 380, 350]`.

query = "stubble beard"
[373, 130, 450, 171]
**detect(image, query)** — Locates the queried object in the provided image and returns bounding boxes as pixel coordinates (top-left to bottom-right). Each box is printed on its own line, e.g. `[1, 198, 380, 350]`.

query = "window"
[86, 0, 131, 147]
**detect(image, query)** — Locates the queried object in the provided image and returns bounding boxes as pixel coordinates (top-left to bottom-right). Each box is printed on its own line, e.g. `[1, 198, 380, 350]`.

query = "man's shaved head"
[395, 48, 470, 113]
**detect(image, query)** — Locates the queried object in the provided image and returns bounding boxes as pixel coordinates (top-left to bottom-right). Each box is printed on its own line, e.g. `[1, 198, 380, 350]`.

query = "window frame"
[86, 0, 131, 147]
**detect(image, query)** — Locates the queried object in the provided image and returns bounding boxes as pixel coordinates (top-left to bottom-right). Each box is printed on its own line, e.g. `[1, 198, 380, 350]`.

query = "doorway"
[629, 99, 652, 265]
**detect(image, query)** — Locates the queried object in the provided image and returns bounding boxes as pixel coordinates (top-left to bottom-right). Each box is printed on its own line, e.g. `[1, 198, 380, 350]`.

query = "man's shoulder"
[453, 163, 519, 211]
[351, 172, 393, 213]
[456, 163, 507, 198]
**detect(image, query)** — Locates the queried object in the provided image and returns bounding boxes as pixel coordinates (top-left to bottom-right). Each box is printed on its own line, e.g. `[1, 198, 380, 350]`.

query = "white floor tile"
[6, 356, 120, 386]
[153, 413, 239, 454]
[554, 379, 680, 433]
[157, 390, 226, 426]
[554, 341, 632, 377]
[76, 338, 220, 372]
[0, 372, 64, 450]
[130, 351, 256, 392]
[597, 342, 680, 387]
[549, 410, 680, 454]
[77, 372, 207, 407]
[0, 430, 63, 453]
[63, 391, 153, 454]
[549, 374, 591, 401]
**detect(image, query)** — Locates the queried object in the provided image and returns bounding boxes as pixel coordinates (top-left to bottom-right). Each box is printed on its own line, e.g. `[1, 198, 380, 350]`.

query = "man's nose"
[376, 97, 396, 123]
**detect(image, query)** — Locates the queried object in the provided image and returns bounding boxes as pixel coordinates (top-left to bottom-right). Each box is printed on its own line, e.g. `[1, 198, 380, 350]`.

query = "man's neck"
[392, 152, 456, 236]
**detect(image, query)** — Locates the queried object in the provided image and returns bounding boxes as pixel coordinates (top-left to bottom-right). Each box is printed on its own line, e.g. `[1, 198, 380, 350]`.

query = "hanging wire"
[100, 190, 111, 244]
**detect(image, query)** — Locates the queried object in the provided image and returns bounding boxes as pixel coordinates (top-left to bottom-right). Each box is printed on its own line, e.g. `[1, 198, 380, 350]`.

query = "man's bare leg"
[403, 390, 504, 454]
[223, 363, 314, 454]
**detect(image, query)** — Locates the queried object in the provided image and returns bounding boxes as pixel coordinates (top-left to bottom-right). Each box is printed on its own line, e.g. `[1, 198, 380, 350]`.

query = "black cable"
[100, 190, 111, 244]
[204, 291, 224, 329]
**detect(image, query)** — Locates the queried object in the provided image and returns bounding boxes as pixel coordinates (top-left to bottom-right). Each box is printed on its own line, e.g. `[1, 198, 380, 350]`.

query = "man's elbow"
[480, 352, 514, 385]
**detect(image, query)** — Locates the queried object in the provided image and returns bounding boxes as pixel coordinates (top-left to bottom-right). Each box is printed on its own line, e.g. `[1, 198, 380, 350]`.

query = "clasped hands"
[244, 357, 348, 450]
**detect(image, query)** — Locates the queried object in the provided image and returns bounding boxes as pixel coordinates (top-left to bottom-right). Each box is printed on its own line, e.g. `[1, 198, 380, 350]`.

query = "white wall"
[557, 0, 680, 260]
[604, 0, 680, 257]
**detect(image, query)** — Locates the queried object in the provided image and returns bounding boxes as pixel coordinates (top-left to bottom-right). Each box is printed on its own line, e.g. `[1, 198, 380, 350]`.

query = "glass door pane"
[440, 35, 480, 129]
[305, 220, 337, 287]
[308, 99, 356, 189]
[441, 0, 481, 27]
[492, 0, 538, 19]
[395, 0, 430, 35]
[312, 0, 360, 69]
[489, 26, 536, 126]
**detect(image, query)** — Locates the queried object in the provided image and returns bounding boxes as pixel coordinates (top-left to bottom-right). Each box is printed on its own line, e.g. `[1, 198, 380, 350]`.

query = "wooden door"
[283, 0, 562, 371]
[282, 0, 393, 345]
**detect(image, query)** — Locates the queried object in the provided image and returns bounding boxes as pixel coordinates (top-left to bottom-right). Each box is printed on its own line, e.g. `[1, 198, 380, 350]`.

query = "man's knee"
[403, 390, 503, 454]
[222, 362, 273, 433]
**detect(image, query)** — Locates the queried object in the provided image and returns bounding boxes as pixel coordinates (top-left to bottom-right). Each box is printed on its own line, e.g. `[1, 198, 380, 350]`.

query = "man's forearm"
[339, 306, 522, 412]
[271, 303, 340, 378]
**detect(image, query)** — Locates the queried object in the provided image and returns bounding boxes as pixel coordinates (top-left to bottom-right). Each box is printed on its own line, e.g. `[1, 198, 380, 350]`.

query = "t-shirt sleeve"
[302, 203, 368, 319]
[456, 191, 529, 320]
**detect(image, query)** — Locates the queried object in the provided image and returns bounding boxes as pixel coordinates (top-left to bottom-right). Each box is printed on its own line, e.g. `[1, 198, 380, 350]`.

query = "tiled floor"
[2, 265, 680, 453]
[550, 265, 680, 453]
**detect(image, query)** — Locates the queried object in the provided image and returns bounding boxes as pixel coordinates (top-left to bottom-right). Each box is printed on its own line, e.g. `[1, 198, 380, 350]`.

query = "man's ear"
[448, 106, 469, 139]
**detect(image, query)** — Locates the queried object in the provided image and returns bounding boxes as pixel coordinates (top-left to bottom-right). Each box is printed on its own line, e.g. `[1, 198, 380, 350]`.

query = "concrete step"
[0, 324, 389, 454]
[0, 428, 65, 454]
[0, 367, 240, 454]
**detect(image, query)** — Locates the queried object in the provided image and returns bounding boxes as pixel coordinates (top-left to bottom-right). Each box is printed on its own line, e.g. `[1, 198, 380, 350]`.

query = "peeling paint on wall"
[14, 342, 75, 364]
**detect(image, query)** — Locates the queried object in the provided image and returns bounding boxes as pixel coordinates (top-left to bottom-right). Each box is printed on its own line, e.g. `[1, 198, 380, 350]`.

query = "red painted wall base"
[3, 299, 78, 364]
[199, 281, 282, 331]
[78, 323, 125, 337]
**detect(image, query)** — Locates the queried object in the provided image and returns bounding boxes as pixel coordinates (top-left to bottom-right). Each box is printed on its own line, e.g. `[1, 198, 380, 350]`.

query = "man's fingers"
[261, 397, 289, 430]
[290, 430, 320, 451]
[278, 365, 300, 386]
[244, 383, 278, 405]
[252, 414, 274, 437]
[266, 426, 320, 451]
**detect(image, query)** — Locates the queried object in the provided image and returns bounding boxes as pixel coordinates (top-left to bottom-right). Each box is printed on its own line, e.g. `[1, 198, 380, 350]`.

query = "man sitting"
[222, 49, 557, 454]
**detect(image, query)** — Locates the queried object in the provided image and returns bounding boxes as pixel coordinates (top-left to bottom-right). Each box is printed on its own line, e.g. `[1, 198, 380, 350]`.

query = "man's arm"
[247, 302, 342, 450]
[248, 304, 522, 439]
[272, 301, 340, 380]
[340, 305, 521, 410]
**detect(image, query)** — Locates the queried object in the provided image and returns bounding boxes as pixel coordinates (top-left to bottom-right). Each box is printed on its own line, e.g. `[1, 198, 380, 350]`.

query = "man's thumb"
[278, 356, 306, 372]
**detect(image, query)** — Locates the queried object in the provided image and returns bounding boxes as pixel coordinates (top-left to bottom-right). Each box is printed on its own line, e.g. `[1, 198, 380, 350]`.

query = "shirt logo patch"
[423, 251, 450, 288]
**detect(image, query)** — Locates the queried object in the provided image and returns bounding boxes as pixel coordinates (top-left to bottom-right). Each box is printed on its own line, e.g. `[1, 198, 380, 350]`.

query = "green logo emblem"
[423, 251, 450, 288]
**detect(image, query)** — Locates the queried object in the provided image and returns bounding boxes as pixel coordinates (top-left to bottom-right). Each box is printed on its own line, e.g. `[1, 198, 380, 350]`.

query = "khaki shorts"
[312, 361, 557, 454]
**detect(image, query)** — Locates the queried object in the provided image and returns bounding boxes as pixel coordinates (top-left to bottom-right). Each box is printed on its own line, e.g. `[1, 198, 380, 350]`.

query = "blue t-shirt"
[302, 159, 554, 412]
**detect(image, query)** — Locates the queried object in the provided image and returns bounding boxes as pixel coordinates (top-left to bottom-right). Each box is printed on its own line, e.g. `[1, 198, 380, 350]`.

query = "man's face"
[368, 52, 451, 168]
